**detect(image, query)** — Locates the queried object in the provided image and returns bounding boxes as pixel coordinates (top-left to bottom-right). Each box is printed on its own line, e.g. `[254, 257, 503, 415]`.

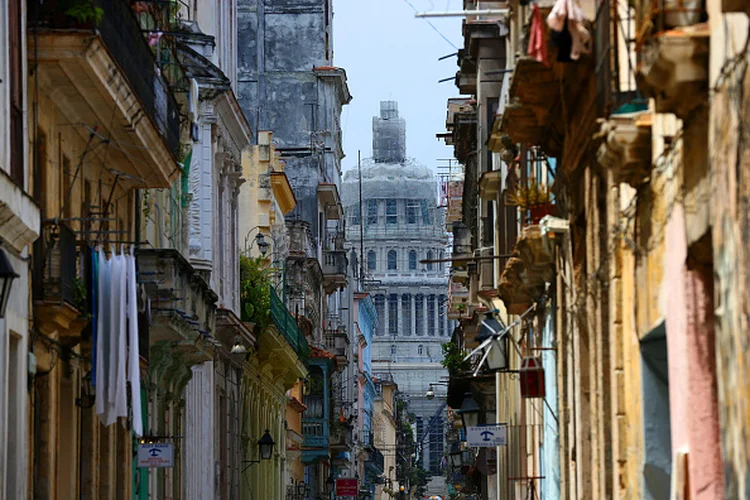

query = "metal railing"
[35, 0, 181, 160]
[270, 287, 309, 359]
[33, 222, 78, 307]
[302, 418, 329, 448]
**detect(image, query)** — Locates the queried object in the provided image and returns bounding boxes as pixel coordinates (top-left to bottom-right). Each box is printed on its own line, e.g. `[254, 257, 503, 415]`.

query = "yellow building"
[373, 376, 398, 500]
[237, 128, 308, 498]
[27, 1, 182, 497]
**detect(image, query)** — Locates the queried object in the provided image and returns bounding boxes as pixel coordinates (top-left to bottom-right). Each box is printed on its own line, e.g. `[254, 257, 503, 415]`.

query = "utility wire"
[399, 0, 459, 50]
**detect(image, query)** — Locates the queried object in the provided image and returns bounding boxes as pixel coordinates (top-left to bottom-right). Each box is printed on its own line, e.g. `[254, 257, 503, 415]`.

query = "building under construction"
[342, 101, 453, 493]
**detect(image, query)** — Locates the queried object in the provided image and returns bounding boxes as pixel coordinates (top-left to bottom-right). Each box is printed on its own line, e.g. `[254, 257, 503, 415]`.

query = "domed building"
[342, 101, 453, 487]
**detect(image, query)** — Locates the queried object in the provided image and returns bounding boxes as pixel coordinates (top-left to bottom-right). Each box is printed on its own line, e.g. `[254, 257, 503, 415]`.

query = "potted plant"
[506, 178, 555, 224]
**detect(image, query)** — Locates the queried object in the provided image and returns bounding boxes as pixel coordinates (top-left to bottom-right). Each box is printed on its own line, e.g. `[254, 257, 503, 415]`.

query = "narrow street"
[0, 1, 748, 499]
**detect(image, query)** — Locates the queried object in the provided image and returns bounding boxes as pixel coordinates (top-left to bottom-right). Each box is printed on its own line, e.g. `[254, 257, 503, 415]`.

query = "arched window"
[388, 250, 397, 270]
[367, 250, 377, 271]
[409, 250, 417, 270]
[418, 344, 424, 355]
[426, 250, 433, 271]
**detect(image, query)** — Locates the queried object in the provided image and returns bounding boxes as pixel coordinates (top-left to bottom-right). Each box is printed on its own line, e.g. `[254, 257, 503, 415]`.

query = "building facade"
[442, 0, 750, 499]
[342, 101, 451, 493]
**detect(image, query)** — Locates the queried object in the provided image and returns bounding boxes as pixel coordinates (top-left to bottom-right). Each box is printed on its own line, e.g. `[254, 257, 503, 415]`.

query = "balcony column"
[384, 294, 390, 338]
[433, 296, 440, 337]
[399, 294, 406, 335]
[411, 294, 416, 335]
[422, 296, 428, 337]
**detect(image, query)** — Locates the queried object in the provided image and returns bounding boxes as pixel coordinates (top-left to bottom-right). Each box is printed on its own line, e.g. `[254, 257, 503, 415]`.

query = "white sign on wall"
[466, 424, 507, 448]
[137, 443, 174, 468]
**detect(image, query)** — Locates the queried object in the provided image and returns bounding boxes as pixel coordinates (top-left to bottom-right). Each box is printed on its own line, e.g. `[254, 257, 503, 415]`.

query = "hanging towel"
[95, 248, 112, 420]
[91, 248, 98, 387]
[528, 4, 550, 67]
[113, 249, 129, 421]
[127, 249, 143, 437]
[546, 0, 591, 61]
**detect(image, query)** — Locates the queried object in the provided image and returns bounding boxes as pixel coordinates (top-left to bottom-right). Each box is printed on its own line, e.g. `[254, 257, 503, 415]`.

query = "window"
[349, 203, 361, 225]
[368, 250, 377, 271]
[388, 294, 399, 335]
[387, 250, 397, 270]
[406, 200, 419, 224]
[415, 294, 424, 336]
[401, 294, 411, 336]
[427, 295, 436, 336]
[374, 295, 385, 336]
[439, 295, 447, 336]
[417, 345, 423, 355]
[386, 200, 397, 224]
[421, 200, 431, 225]
[426, 251, 433, 271]
[367, 200, 378, 225]
[409, 250, 417, 270]
[9, 0, 23, 186]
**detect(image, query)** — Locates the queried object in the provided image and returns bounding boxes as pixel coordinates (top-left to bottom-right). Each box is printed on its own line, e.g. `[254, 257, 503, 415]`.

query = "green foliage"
[72, 276, 87, 313]
[440, 341, 471, 374]
[240, 255, 271, 330]
[65, 0, 103, 25]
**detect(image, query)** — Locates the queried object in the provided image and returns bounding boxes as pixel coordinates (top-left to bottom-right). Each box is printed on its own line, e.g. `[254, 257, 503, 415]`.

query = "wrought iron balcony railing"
[270, 286, 309, 359]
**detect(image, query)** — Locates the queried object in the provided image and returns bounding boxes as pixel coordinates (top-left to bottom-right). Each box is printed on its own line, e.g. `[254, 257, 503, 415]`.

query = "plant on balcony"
[72, 276, 88, 315]
[441, 341, 471, 374]
[65, 0, 103, 25]
[505, 178, 550, 210]
[240, 255, 271, 330]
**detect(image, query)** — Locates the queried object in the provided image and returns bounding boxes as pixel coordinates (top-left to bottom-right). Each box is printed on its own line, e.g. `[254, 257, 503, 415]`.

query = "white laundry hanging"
[127, 249, 143, 437]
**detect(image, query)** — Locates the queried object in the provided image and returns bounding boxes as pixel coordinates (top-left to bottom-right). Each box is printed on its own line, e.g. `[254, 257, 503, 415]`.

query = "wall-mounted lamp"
[457, 393, 480, 429]
[0, 247, 19, 318]
[231, 335, 248, 361]
[242, 429, 275, 471]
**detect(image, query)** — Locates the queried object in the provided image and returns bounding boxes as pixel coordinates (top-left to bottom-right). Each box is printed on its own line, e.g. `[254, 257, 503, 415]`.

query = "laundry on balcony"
[93, 246, 142, 437]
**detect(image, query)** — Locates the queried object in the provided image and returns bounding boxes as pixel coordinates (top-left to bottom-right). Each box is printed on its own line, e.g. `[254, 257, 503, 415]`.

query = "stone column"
[384, 293, 390, 338]
[433, 295, 439, 337]
[422, 296, 428, 337]
[411, 294, 416, 336]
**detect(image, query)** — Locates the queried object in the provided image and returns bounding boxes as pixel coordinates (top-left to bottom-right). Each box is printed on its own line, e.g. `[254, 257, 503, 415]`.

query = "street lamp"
[457, 393, 480, 429]
[425, 381, 448, 399]
[448, 443, 463, 468]
[325, 474, 335, 495]
[255, 232, 269, 256]
[476, 312, 509, 371]
[258, 429, 275, 459]
[0, 247, 19, 318]
[231, 335, 248, 356]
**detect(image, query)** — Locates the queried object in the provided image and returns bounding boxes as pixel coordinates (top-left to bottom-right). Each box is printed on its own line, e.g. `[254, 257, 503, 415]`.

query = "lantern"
[448, 443, 463, 468]
[255, 233, 269, 256]
[458, 393, 480, 429]
[0, 247, 19, 318]
[258, 429, 275, 460]
[520, 357, 545, 398]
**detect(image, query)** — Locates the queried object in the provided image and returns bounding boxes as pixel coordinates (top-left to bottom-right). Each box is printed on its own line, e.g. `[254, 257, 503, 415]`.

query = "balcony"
[287, 220, 316, 260]
[30, 0, 180, 188]
[366, 446, 385, 475]
[137, 249, 217, 363]
[636, 24, 710, 120]
[597, 112, 653, 187]
[498, 225, 555, 314]
[324, 325, 349, 369]
[33, 222, 90, 343]
[330, 422, 353, 451]
[322, 251, 348, 294]
[318, 183, 343, 220]
[270, 287, 310, 359]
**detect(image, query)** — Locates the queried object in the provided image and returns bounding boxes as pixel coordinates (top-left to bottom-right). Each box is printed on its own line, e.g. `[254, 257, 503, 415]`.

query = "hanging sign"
[336, 478, 358, 496]
[137, 443, 174, 468]
[466, 424, 507, 447]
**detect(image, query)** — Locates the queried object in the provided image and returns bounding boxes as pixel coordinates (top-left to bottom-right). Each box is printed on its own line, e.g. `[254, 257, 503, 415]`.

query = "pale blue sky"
[333, 1, 464, 173]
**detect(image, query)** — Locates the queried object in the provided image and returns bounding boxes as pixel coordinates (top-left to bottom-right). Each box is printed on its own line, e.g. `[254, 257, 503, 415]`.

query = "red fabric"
[528, 4, 549, 67]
